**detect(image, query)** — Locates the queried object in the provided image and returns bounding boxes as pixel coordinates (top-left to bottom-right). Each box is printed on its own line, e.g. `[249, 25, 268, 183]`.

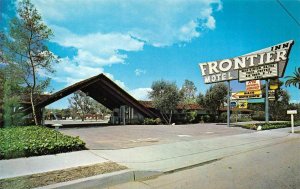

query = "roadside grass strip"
[0, 162, 127, 189]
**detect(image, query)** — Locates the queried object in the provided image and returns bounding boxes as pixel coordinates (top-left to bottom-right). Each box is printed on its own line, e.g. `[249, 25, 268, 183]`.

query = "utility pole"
[227, 81, 231, 127]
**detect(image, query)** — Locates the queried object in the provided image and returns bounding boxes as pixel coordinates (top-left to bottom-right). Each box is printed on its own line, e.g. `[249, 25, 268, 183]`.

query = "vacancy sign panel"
[246, 80, 261, 91]
[238, 63, 278, 82]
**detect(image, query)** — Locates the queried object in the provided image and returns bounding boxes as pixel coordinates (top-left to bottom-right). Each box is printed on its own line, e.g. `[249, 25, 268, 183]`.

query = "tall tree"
[180, 80, 197, 104]
[197, 83, 228, 119]
[68, 91, 93, 121]
[269, 90, 290, 121]
[149, 80, 181, 124]
[285, 67, 300, 89]
[0, 0, 58, 125]
[3, 79, 24, 127]
[0, 66, 25, 127]
[0, 69, 4, 127]
[89, 99, 111, 120]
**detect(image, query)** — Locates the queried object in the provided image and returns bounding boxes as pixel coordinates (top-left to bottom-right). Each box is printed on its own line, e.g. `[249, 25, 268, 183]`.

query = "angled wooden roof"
[22, 74, 158, 118]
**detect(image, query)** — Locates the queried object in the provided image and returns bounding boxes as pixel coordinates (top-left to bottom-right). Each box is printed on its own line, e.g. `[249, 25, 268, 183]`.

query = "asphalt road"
[110, 137, 300, 189]
[60, 123, 254, 149]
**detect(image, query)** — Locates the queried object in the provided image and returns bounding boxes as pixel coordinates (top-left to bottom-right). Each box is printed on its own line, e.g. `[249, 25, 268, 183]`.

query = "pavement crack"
[163, 158, 222, 175]
[88, 150, 111, 161]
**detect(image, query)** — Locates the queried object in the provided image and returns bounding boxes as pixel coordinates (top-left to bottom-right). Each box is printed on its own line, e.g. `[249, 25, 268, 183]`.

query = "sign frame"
[238, 63, 279, 82]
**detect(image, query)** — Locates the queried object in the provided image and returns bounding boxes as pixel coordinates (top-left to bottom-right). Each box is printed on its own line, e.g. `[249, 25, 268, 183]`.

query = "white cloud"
[204, 16, 216, 30]
[51, 25, 144, 67]
[49, 57, 128, 90]
[103, 72, 127, 89]
[179, 20, 200, 41]
[135, 69, 146, 76]
[50, 57, 104, 86]
[129, 88, 152, 100]
[33, 0, 222, 47]
[30, 0, 222, 93]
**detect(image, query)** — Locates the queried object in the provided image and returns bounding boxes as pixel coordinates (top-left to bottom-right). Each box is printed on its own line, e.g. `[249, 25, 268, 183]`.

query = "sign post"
[287, 110, 297, 133]
[227, 81, 231, 127]
[265, 79, 269, 123]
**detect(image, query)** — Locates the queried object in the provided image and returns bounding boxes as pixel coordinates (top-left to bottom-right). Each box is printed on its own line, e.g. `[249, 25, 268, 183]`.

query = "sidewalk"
[91, 129, 299, 172]
[0, 151, 108, 179]
[0, 127, 299, 188]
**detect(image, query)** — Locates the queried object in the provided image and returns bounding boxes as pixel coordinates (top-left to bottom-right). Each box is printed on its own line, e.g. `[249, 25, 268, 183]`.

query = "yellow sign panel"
[270, 84, 278, 90]
[232, 90, 262, 100]
[238, 100, 248, 109]
[236, 90, 262, 95]
[269, 79, 279, 90]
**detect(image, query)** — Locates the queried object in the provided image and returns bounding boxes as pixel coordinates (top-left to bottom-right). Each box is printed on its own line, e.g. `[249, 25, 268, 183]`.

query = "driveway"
[60, 123, 254, 149]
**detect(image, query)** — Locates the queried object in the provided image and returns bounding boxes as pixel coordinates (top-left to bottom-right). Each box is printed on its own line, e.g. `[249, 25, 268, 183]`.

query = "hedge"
[238, 121, 300, 130]
[0, 126, 86, 159]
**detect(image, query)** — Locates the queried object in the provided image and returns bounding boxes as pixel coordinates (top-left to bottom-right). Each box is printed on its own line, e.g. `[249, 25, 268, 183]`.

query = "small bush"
[0, 126, 86, 159]
[218, 112, 227, 123]
[143, 118, 161, 125]
[185, 111, 198, 123]
[155, 118, 162, 125]
[203, 115, 211, 122]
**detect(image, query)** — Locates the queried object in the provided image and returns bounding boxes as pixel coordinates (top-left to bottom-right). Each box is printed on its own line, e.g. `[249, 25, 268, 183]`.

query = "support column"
[265, 79, 269, 123]
[123, 106, 126, 125]
[227, 81, 231, 127]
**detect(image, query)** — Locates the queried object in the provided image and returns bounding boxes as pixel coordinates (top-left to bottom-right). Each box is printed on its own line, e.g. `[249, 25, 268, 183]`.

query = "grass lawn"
[0, 126, 86, 159]
[0, 162, 127, 189]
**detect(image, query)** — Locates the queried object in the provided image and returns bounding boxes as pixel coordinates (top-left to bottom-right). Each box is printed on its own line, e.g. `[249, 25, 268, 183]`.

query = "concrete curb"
[36, 169, 162, 189]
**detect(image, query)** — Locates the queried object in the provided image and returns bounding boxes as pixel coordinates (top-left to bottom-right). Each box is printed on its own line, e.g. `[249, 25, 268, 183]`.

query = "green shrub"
[0, 126, 86, 159]
[185, 111, 198, 123]
[155, 118, 162, 124]
[144, 118, 156, 125]
[143, 118, 162, 125]
[251, 111, 265, 121]
[240, 122, 292, 130]
[203, 115, 211, 122]
[218, 112, 227, 123]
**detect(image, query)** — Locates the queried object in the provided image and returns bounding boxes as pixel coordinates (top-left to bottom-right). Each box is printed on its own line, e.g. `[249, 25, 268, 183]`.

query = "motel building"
[0, 73, 253, 127]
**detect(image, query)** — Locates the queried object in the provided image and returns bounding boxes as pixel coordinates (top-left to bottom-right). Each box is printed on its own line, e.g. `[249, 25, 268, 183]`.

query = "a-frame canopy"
[22, 74, 158, 118]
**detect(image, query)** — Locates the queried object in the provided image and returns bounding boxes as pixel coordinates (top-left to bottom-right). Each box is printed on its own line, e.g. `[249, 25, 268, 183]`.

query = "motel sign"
[199, 40, 294, 84]
[198, 40, 294, 126]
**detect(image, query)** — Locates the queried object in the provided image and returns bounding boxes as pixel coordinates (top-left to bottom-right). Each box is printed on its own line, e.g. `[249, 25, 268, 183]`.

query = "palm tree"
[285, 67, 300, 89]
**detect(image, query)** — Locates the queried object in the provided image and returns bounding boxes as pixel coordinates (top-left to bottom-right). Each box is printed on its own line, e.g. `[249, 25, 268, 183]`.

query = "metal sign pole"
[291, 114, 294, 133]
[227, 81, 231, 127]
[265, 79, 269, 123]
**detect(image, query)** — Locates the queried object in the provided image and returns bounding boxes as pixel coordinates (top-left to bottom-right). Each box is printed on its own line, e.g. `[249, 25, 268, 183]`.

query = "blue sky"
[1, 0, 300, 109]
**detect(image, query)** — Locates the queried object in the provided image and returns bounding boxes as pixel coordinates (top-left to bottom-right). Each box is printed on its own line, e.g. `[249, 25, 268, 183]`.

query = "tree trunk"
[168, 110, 173, 125]
[28, 30, 38, 125]
[30, 89, 38, 125]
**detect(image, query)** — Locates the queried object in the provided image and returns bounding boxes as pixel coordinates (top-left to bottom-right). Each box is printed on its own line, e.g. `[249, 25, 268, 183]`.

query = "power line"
[276, 0, 300, 28]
